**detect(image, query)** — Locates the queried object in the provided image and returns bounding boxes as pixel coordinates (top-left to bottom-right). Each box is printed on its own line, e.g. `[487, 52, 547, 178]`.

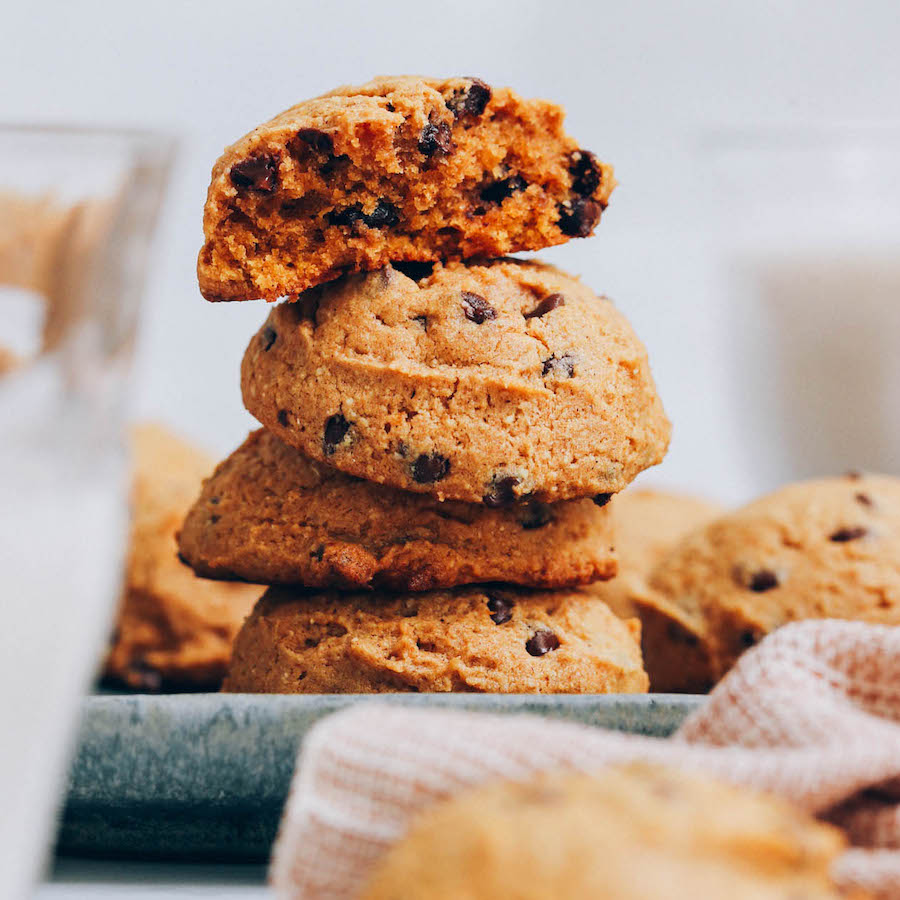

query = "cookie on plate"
[198, 76, 615, 301]
[222, 585, 647, 694]
[104, 424, 261, 691]
[361, 765, 853, 900]
[639, 473, 900, 692]
[178, 429, 616, 590]
[241, 259, 670, 504]
[584, 488, 722, 619]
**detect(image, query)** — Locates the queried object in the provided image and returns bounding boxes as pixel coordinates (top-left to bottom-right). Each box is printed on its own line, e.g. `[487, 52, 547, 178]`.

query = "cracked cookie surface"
[638, 474, 900, 692]
[222, 585, 647, 694]
[198, 76, 615, 301]
[177, 428, 616, 590]
[241, 259, 670, 504]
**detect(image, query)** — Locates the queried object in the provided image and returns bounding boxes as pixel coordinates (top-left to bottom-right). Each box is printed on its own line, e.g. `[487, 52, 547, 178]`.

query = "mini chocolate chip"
[393, 261, 435, 281]
[480, 174, 527, 205]
[520, 502, 553, 530]
[177, 552, 190, 566]
[740, 630, 759, 648]
[542, 354, 576, 377]
[524, 293, 565, 319]
[305, 637, 320, 648]
[462, 291, 497, 324]
[412, 453, 450, 483]
[484, 475, 521, 507]
[418, 121, 453, 156]
[487, 595, 514, 625]
[209, 514, 220, 524]
[310, 545, 325, 561]
[748, 569, 779, 592]
[447, 78, 492, 118]
[319, 153, 349, 177]
[127, 659, 163, 692]
[413, 315, 428, 330]
[558, 197, 602, 237]
[385, 102, 396, 112]
[295, 128, 334, 155]
[365, 200, 399, 228]
[327, 204, 364, 227]
[323, 414, 351, 454]
[277, 409, 290, 427]
[326, 623, 348, 637]
[856, 492, 873, 507]
[209, 496, 220, 505]
[261, 326, 277, 351]
[230, 154, 279, 192]
[526, 629, 560, 656]
[592, 493, 613, 508]
[569, 149, 602, 196]
[830, 526, 868, 542]
[417, 639, 438, 653]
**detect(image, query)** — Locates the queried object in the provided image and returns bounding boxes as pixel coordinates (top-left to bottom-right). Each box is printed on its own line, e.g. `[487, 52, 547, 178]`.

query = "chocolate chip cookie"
[584, 488, 722, 619]
[178, 429, 616, 590]
[361, 765, 852, 900]
[104, 424, 261, 691]
[222, 585, 648, 694]
[638, 473, 900, 692]
[198, 76, 615, 301]
[241, 259, 670, 504]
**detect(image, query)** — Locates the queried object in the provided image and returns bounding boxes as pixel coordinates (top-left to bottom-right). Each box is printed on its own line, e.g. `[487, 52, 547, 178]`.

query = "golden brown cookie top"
[242, 260, 670, 503]
[362, 764, 851, 900]
[199, 76, 614, 300]
[178, 428, 616, 590]
[222, 585, 647, 695]
[644, 473, 900, 687]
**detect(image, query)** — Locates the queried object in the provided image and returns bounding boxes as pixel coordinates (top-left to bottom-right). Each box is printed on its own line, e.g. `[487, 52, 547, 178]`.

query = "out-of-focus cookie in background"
[103, 424, 261, 692]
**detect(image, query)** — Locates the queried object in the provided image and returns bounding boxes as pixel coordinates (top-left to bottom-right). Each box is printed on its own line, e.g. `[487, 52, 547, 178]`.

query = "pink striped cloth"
[271, 620, 900, 898]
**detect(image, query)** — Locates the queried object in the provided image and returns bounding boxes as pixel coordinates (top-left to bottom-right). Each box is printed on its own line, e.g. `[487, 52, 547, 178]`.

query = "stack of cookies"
[178, 76, 671, 694]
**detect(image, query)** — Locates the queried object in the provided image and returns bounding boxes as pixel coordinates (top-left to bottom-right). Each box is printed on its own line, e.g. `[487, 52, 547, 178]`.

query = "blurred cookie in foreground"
[0, 346, 19, 375]
[103, 424, 261, 691]
[223, 586, 647, 694]
[639, 473, 900, 693]
[583, 488, 722, 619]
[178, 429, 616, 591]
[361, 764, 854, 900]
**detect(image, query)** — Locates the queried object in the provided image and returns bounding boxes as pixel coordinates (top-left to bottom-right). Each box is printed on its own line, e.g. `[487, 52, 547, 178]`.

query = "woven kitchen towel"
[271, 620, 900, 898]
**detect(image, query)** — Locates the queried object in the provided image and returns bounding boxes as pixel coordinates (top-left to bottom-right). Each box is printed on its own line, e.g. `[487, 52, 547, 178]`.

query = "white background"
[4, 0, 900, 503]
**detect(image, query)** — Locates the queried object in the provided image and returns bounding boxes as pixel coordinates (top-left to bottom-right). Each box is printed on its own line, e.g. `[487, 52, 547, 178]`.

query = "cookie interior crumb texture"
[241, 259, 670, 503]
[361, 764, 851, 900]
[640, 473, 900, 692]
[198, 76, 615, 301]
[222, 586, 648, 694]
[178, 428, 617, 590]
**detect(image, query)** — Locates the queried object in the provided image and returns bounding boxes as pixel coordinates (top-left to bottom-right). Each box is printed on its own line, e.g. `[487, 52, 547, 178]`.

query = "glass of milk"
[705, 126, 900, 500]
[0, 126, 174, 898]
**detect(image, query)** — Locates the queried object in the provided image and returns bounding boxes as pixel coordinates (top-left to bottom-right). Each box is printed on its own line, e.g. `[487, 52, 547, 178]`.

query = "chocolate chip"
[323, 413, 351, 454]
[462, 291, 497, 324]
[484, 475, 521, 507]
[326, 623, 348, 637]
[295, 128, 334, 155]
[558, 197, 602, 237]
[319, 153, 349, 177]
[310, 545, 325, 561]
[740, 630, 759, 648]
[487, 595, 514, 625]
[542, 354, 576, 377]
[177, 552, 190, 566]
[413, 315, 428, 330]
[856, 492, 873, 507]
[365, 200, 399, 228]
[447, 78, 492, 118]
[209, 496, 220, 505]
[412, 453, 450, 483]
[127, 659, 163, 692]
[417, 639, 438, 653]
[520, 502, 553, 530]
[393, 261, 435, 281]
[748, 569, 779, 592]
[526, 630, 560, 656]
[592, 492, 613, 508]
[327, 204, 364, 227]
[230, 154, 279, 192]
[480, 174, 527, 205]
[829, 526, 868, 542]
[569, 149, 602, 196]
[418, 121, 453, 156]
[277, 409, 290, 427]
[524, 293, 565, 319]
[209, 514, 220, 524]
[261, 326, 277, 351]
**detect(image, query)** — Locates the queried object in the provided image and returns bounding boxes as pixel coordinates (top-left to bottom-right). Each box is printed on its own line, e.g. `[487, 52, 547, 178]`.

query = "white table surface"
[37, 859, 270, 899]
